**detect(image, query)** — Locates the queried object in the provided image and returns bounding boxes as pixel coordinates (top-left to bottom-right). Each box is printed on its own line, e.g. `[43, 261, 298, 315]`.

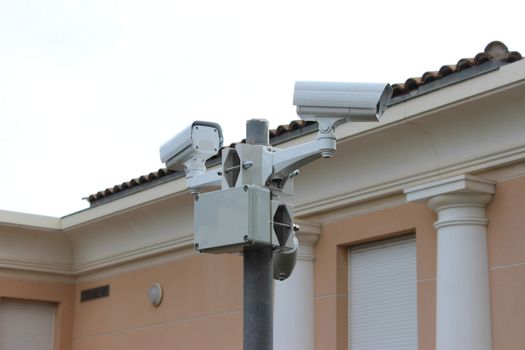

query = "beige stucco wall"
[0, 274, 75, 350]
[486, 175, 525, 350]
[72, 253, 243, 350]
[315, 202, 437, 350]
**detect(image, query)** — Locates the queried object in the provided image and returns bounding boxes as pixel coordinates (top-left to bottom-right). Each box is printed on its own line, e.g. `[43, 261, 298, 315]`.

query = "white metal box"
[194, 185, 272, 253]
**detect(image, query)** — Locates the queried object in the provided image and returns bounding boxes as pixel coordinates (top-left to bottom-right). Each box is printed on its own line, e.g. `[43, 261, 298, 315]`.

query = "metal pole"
[246, 119, 270, 146]
[244, 119, 273, 350]
[244, 245, 273, 350]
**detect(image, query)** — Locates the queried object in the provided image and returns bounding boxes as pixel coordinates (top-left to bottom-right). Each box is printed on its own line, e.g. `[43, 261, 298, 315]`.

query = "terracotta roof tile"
[391, 41, 522, 98]
[438, 65, 455, 78]
[86, 168, 178, 204]
[87, 41, 522, 205]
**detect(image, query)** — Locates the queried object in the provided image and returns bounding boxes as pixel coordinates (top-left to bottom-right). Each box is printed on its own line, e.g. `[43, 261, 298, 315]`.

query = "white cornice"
[294, 143, 521, 217]
[75, 246, 197, 283]
[0, 234, 196, 277]
[404, 174, 496, 202]
[0, 267, 76, 284]
[0, 209, 61, 231]
[60, 176, 189, 231]
[0, 257, 72, 275]
[72, 234, 194, 274]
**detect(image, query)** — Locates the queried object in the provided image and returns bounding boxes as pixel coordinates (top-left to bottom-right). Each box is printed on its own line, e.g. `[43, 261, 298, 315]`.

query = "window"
[0, 298, 56, 350]
[349, 235, 417, 350]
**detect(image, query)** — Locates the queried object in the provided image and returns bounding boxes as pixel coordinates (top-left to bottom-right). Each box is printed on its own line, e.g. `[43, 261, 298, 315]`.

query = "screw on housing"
[242, 161, 254, 169]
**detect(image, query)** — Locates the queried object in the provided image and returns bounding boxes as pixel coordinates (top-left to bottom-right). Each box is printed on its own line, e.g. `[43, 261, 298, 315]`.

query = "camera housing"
[293, 81, 393, 122]
[159, 121, 223, 177]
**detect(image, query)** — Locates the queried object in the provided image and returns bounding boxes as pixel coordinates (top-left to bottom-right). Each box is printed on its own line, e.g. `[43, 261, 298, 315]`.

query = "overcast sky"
[0, 0, 522, 217]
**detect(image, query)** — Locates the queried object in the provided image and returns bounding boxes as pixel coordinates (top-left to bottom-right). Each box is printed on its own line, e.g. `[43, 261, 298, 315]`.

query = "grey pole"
[246, 119, 270, 146]
[244, 119, 273, 350]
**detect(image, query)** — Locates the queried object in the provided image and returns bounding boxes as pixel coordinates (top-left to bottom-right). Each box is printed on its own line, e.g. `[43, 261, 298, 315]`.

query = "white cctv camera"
[160, 121, 223, 177]
[293, 81, 393, 122]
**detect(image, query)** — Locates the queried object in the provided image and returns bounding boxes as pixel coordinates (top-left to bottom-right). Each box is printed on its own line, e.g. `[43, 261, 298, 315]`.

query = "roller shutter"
[349, 235, 417, 350]
[0, 298, 55, 350]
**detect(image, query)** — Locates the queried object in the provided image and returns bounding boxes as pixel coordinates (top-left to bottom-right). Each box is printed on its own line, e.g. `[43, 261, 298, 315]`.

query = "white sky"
[0, 0, 522, 217]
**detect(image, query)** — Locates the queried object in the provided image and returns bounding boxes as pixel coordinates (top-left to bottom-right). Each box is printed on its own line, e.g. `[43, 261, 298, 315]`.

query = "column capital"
[294, 220, 321, 246]
[404, 174, 495, 204]
[427, 193, 493, 213]
[294, 220, 321, 262]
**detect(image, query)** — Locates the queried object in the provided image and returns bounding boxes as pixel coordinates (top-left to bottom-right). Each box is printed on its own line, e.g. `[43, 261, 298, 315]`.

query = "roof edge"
[86, 41, 522, 206]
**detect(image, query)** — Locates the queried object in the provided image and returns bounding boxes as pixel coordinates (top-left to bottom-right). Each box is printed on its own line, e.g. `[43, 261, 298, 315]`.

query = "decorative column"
[273, 220, 320, 350]
[405, 175, 495, 350]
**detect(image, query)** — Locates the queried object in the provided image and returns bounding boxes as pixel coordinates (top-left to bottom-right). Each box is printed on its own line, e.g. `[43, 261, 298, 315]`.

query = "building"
[0, 41, 524, 350]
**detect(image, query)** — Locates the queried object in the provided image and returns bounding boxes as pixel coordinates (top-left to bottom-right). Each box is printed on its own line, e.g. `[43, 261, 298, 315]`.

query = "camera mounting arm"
[187, 167, 222, 192]
[269, 117, 342, 184]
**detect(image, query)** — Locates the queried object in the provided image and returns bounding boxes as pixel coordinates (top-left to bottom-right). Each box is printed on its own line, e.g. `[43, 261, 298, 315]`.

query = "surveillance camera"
[293, 81, 393, 122]
[160, 121, 223, 176]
